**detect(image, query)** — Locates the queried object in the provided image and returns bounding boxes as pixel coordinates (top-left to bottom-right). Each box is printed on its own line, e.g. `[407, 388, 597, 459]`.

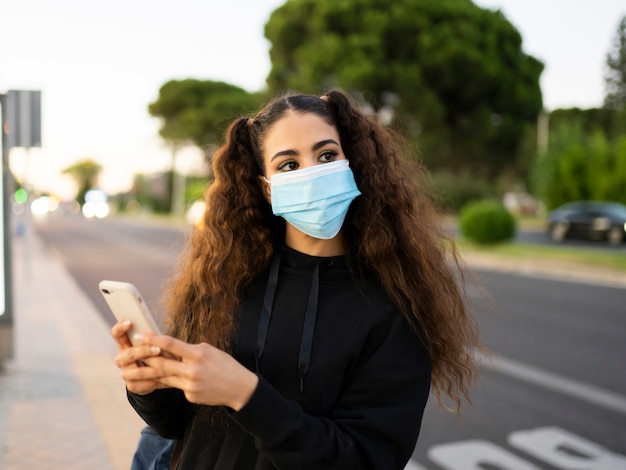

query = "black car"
[547, 201, 626, 245]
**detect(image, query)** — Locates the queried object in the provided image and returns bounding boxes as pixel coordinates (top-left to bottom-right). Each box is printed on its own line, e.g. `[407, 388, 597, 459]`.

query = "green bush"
[459, 200, 516, 244]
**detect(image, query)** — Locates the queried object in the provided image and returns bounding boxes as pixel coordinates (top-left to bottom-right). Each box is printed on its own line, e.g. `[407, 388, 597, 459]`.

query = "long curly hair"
[164, 89, 480, 414]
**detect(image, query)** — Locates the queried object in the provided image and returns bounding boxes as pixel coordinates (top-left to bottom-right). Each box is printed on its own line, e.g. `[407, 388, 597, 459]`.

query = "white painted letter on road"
[509, 427, 626, 470]
[428, 440, 542, 470]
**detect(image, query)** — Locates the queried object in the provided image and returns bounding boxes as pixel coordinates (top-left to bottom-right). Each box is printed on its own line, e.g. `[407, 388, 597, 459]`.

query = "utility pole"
[537, 109, 549, 154]
[170, 143, 186, 217]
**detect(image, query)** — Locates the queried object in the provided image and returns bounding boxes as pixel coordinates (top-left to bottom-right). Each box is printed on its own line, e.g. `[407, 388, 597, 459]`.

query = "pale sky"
[1, 0, 624, 198]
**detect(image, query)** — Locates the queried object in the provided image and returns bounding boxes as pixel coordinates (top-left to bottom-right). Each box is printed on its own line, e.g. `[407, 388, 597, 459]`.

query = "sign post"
[0, 90, 41, 366]
[0, 93, 14, 364]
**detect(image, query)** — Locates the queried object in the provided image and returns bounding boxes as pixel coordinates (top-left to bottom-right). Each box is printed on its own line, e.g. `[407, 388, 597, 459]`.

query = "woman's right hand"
[111, 320, 168, 395]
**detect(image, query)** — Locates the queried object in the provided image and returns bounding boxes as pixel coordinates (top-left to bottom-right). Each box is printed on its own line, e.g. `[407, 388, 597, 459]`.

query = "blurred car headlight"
[82, 201, 110, 219]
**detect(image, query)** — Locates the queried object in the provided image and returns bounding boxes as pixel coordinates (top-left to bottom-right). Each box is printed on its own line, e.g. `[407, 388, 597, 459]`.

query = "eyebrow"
[270, 139, 339, 162]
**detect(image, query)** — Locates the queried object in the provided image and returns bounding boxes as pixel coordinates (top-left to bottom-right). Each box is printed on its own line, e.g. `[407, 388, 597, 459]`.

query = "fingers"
[122, 367, 165, 396]
[135, 334, 187, 359]
[120, 361, 164, 382]
[110, 320, 133, 349]
[114, 343, 163, 369]
[114, 344, 172, 396]
[112, 322, 178, 396]
[116, 337, 257, 409]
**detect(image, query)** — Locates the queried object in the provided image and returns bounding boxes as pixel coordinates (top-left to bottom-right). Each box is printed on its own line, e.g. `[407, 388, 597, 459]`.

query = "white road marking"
[404, 460, 430, 470]
[509, 427, 626, 469]
[478, 352, 626, 414]
[428, 440, 542, 470]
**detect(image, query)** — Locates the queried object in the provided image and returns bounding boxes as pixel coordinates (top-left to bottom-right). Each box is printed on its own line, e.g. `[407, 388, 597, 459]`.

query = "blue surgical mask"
[265, 160, 361, 239]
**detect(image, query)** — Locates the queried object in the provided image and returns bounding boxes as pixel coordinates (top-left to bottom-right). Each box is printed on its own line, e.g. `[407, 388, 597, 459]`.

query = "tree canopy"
[148, 80, 262, 153]
[264, 0, 543, 177]
[530, 119, 626, 209]
[62, 158, 102, 204]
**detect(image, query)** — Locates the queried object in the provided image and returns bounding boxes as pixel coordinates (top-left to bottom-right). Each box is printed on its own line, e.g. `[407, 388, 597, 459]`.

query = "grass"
[456, 238, 626, 273]
[513, 214, 549, 232]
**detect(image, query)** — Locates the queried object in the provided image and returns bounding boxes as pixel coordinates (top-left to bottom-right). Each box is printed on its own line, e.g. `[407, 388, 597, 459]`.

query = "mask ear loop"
[260, 175, 272, 205]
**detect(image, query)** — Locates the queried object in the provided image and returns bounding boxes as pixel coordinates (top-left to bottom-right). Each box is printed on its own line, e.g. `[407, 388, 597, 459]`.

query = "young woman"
[112, 90, 480, 469]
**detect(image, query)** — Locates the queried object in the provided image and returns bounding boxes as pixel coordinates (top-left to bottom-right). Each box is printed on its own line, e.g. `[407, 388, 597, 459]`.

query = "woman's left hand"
[137, 333, 259, 411]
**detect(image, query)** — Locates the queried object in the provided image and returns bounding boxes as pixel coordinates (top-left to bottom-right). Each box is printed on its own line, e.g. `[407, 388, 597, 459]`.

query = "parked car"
[547, 201, 626, 245]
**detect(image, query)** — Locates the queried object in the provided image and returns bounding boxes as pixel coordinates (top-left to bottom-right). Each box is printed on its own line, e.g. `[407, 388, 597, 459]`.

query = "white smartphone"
[98, 280, 163, 346]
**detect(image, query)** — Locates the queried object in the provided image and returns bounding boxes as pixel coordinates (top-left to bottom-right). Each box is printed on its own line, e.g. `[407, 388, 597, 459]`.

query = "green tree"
[148, 79, 262, 151]
[604, 16, 626, 110]
[61, 159, 102, 205]
[549, 107, 623, 141]
[531, 119, 626, 209]
[148, 79, 262, 214]
[264, 0, 543, 177]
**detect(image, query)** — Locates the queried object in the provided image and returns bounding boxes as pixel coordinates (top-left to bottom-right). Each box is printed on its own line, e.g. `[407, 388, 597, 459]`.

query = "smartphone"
[98, 280, 163, 346]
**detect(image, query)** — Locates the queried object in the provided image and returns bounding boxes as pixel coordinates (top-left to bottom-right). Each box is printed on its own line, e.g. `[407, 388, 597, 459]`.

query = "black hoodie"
[128, 247, 432, 469]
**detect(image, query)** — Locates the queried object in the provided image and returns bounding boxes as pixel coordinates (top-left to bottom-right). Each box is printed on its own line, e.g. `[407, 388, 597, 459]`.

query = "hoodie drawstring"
[254, 251, 321, 392]
[298, 261, 320, 392]
[255, 251, 282, 373]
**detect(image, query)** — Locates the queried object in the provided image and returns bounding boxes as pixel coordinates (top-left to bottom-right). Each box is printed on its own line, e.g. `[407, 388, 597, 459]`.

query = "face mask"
[265, 160, 361, 239]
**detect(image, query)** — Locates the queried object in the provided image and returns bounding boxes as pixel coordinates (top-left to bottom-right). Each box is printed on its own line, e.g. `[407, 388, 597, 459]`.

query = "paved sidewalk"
[0, 231, 144, 470]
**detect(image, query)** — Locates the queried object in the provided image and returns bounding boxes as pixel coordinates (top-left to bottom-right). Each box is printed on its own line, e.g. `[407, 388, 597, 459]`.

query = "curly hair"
[164, 89, 480, 415]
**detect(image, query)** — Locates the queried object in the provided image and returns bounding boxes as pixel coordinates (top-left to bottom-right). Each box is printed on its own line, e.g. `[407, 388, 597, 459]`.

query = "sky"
[1, 0, 625, 199]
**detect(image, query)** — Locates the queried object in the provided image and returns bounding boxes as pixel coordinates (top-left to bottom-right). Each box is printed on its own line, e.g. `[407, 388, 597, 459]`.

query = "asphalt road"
[31, 213, 187, 329]
[33, 213, 626, 470]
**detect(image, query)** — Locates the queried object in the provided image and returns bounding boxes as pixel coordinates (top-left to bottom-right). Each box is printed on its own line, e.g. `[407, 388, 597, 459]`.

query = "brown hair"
[164, 89, 480, 415]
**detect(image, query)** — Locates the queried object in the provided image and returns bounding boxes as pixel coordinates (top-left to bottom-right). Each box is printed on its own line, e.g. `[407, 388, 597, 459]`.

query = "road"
[33, 213, 626, 470]
[31, 213, 187, 329]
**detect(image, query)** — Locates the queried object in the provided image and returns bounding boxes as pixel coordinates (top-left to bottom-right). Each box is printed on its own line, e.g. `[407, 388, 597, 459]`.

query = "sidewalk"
[0, 231, 144, 470]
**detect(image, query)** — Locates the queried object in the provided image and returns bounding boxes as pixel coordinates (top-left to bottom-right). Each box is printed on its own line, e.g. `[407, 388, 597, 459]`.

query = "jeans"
[130, 426, 176, 470]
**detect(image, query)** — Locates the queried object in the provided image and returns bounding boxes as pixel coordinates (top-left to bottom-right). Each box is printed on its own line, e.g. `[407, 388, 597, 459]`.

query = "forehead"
[262, 111, 340, 156]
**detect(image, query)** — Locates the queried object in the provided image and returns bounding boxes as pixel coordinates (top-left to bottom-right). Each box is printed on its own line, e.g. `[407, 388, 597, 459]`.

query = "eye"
[318, 150, 338, 163]
[277, 159, 299, 172]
